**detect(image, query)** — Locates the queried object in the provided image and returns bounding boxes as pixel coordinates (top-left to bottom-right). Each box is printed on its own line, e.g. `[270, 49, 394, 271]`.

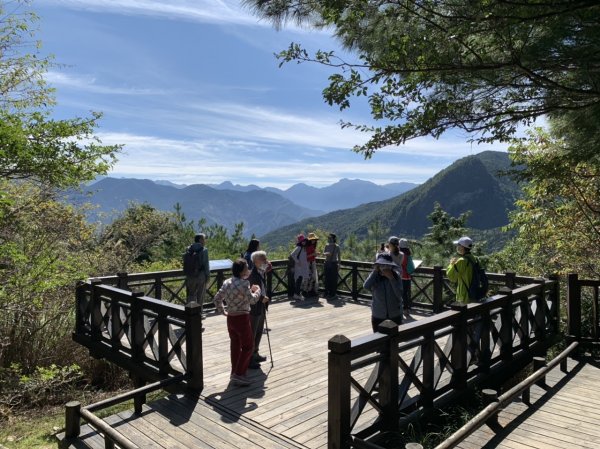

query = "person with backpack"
[398, 238, 415, 312]
[446, 236, 488, 303]
[183, 233, 210, 305]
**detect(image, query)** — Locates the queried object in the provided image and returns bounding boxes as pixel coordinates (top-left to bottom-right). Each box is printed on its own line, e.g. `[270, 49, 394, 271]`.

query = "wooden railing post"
[519, 289, 530, 349]
[116, 272, 129, 290]
[110, 290, 121, 349]
[567, 273, 581, 340]
[548, 274, 560, 334]
[498, 287, 513, 363]
[533, 278, 547, 342]
[132, 375, 146, 414]
[378, 321, 399, 432]
[130, 292, 145, 363]
[90, 278, 103, 342]
[479, 306, 491, 373]
[505, 271, 517, 289]
[351, 265, 359, 301]
[158, 314, 169, 375]
[450, 303, 468, 391]
[266, 268, 273, 298]
[186, 302, 204, 393]
[64, 401, 81, 439]
[433, 265, 444, 313]
[328, 335, 352, 449]
[422, 329, 435, 410]
[154, 275, 162, 300]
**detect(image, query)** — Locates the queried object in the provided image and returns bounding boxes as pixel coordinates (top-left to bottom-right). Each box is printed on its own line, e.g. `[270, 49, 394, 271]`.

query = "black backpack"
[466, 254, 489, 301]
[182, 245, 203, 276]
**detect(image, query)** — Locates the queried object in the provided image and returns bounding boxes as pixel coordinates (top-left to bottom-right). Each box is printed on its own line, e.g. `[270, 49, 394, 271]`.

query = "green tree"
[495, 128, 600, 278]
[0, 2, 119, 191]
[246, 0, 600, 158]
[0, 181, 97, 370]
[421, 202, 471, 266]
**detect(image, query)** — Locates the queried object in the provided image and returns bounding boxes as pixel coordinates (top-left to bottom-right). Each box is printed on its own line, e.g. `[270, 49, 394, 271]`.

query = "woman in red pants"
[214, 258, 261, 386]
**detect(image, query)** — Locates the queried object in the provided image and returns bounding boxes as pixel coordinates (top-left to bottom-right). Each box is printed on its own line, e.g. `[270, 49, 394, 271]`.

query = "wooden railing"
[328, 276, 560, 449]
[567, 273, 600, 345]
[62, 374, 186, 449]
[89, 259, 536, 312]
[74, 281, 203, 390]
[74, 261, 546, 388]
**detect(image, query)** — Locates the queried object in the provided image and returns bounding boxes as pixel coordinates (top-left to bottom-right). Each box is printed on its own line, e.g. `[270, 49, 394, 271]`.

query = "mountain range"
[259, 151, 521, 247]
[209, 179, 417, 212]
[69, 178, 418, 237]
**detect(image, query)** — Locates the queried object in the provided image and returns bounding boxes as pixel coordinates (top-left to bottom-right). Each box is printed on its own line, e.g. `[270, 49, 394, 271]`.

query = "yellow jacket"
[446, 254, 475, 303]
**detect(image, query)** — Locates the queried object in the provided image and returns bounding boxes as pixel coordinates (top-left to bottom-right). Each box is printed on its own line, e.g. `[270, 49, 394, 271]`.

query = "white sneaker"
[293, 293, 303, 300]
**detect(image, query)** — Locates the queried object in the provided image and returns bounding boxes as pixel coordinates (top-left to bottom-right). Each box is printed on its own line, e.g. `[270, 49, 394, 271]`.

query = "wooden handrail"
[434, 341, 579, 449]
[84, 374, 186, 412]
[79, 408, 139, 448]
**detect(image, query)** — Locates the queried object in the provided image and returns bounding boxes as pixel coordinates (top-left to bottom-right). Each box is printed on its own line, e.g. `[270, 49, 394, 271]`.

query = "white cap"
[398, 238, 409, 249]
[453, 236, 473, 249]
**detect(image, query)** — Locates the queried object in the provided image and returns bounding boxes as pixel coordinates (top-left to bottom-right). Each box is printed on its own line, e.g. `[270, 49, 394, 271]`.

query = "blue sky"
[36, 0, 508, 188]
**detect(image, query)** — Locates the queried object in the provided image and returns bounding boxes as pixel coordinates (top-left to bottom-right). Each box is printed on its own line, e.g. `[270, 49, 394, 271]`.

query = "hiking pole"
[263, 308, 274, 367]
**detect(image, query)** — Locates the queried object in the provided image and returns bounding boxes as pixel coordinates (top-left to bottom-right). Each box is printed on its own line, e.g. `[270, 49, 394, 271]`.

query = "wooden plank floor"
[456, 357, 600, 449]
[61, 296, 428, 449]
[200, 296, 426, 449]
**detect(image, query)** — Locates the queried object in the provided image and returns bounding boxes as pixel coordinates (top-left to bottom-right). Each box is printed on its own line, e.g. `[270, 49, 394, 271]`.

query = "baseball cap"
[453, 236, 473, 249]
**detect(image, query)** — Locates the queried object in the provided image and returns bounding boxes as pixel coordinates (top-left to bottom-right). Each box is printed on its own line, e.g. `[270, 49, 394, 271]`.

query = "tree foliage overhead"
[0, 1, 119, 189]
[246, 0, 600, 157]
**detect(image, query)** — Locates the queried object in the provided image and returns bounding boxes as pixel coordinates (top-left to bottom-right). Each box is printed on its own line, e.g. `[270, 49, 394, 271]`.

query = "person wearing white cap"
[446, 236, 475, 303]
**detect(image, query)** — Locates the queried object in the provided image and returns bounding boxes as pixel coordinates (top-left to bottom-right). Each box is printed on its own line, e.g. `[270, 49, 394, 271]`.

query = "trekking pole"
[263, 308, 274, 367]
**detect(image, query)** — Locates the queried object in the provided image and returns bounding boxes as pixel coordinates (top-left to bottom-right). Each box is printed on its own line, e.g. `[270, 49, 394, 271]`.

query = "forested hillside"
[260, 151, 520, 247]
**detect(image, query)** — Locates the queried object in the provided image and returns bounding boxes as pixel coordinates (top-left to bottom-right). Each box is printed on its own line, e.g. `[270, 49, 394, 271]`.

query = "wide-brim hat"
[374, 253, 399, 267]
[307, 232, 319, 240]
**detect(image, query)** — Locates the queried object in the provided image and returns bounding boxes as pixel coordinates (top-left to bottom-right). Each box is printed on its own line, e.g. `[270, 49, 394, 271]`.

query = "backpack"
[182, 245, 203, 276]
[466, 254, 489, 301]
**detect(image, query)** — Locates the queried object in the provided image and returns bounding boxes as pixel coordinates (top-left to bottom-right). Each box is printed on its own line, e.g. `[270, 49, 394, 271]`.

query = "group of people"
[184, 231, 482, 387]
[288, 232, 341, 301]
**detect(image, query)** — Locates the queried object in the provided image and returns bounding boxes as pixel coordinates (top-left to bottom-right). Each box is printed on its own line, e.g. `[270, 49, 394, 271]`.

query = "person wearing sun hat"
[363, 253, 404, 332]
[446, 236, 475, 303]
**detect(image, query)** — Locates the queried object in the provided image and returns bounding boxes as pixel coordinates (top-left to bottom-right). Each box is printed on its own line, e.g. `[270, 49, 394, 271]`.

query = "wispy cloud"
[97, 131, 466, 187]
[41, 0, 279, 28]
[46, 71, 169, 96]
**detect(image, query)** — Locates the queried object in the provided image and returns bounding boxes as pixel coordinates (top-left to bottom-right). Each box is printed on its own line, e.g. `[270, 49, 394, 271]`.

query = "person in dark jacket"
[363, 253, 404, 332]
[242, 239, 260, 270]
[185, 233, 210, 305]
[247, 250, 270, 368]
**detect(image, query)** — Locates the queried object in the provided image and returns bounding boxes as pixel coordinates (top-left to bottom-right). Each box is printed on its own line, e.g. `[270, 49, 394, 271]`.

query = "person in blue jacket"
[364, 253, 404, 332]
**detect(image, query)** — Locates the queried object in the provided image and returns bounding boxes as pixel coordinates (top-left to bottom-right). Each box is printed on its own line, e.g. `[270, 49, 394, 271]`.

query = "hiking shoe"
[231, 374, 251, 386]
[254, 354, 267, 362]
[248, 360, 261, 369]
